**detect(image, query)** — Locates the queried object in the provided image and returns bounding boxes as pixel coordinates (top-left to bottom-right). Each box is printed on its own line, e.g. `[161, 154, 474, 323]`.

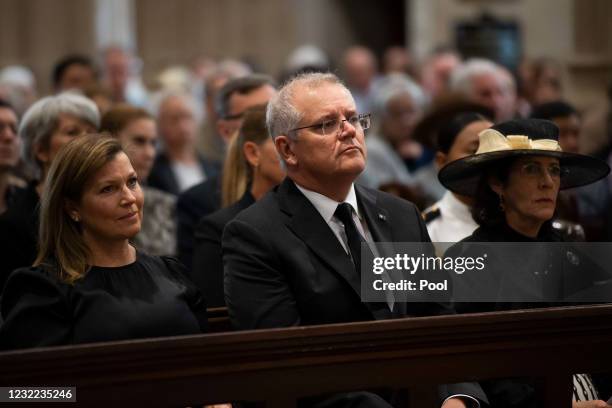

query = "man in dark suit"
[222, 73, 487, 407]
[177, 75, 276, 272]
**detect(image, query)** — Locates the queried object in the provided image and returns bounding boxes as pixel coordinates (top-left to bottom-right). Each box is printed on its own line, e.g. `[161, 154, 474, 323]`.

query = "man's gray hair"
[450, 58, 504, 97]
[371, 73, 426, 117]
[266, 72, 351, 140]
[19, 91, 100, 175]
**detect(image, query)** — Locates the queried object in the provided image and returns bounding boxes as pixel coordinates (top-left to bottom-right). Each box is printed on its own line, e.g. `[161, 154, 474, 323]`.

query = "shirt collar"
[294, 181, 361, 223]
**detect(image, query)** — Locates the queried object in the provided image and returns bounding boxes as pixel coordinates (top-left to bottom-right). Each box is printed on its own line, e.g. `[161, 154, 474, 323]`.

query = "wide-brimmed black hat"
[438, 118, 610, 196]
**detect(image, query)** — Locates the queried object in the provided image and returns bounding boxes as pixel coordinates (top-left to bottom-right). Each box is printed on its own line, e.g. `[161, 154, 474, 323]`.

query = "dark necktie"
[335, 203, 395, 314]
[334, 203, 366, 275]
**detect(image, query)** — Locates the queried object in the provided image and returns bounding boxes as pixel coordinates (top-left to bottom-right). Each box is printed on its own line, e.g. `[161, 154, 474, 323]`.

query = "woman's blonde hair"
[35, 135, 124, 283]
[221, 105, 269, 207]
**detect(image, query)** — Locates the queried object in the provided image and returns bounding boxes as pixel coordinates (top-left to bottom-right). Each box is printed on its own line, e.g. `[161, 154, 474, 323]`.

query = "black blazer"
[176, 174, 222, 272]
[193, 190, 255, 308]
[0, 182, 39, 292]
[223, 178, 452, 328]
[147, 152, 220, 196]
[222, 178, 487, 404]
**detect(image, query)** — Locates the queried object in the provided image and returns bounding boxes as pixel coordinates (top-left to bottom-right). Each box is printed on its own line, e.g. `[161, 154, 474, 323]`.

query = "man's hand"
[441, 397, 468, 408]
[572, 401, 612, 408]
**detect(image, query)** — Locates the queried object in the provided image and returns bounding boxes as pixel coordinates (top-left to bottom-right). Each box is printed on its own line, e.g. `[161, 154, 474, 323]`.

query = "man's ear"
[243, 141, 260, 168]
[274, 135, 297, 166]
[434, 151, 447, 170]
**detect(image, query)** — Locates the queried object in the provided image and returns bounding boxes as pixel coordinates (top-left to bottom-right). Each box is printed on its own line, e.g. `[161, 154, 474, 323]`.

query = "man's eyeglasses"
[290, 113, 371, 136]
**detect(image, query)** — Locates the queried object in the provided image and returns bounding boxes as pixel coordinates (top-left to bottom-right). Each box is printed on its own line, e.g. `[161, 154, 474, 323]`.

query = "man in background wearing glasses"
[222, 72, 486, 408]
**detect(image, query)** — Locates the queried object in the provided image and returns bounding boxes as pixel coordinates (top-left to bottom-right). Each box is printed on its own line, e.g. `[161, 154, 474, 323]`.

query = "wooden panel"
[135, 0, 297, 85]
[1, 305, 611, 407]
[0, 0, 96, 95]
[573, 0, 612, 55]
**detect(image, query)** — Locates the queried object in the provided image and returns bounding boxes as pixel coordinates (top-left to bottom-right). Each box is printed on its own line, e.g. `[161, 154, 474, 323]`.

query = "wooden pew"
[207, 306, 232, 333]
[1, 305, 612, 407]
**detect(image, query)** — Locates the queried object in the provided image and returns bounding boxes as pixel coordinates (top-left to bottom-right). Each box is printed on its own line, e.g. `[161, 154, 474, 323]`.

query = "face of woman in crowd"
[255, 138, 285, 186]
[381, 93, 420, 145]
[118, 118, 157, 182]
[72, 152, 144, 246]
[37, 114, 96, 172]
[491, 155, 561, 227]
[157, 95, 197, 151]
[0, 107, 20, 170]
[437, 120, 492, 168]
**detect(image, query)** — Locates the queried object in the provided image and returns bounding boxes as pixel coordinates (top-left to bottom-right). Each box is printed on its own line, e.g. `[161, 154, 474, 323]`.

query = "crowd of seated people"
[0, 43, 611, 407]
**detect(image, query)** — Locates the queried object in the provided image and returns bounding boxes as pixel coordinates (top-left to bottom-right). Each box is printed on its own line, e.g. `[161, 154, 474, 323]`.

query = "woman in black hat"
[439, 118, 609, 243]
[440, 118, 611, 407]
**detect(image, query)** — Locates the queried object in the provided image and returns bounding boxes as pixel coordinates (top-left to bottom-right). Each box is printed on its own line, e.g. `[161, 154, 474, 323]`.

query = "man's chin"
[339, 161, 366, 178]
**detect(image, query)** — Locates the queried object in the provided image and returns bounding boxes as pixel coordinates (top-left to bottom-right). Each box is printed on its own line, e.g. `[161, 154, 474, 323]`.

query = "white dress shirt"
[295, 182, 394, 310]
[426, 192, 478, 243]
[295, 183, 372, 253]
[295, 182, 479, 407]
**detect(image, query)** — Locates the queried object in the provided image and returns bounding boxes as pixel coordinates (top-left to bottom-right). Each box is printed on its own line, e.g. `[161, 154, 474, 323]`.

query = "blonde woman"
[0, 136, 207, 350]
[193, 105, 285, 307]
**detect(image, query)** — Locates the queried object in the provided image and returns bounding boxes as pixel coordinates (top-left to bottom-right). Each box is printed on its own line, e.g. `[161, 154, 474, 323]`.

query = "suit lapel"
[356, 185, 392, 246]
[278, 179, 362, 298]
[356, 185, 405, 317]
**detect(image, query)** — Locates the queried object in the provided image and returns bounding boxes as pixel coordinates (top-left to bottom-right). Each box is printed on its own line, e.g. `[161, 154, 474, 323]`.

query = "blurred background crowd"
[1, 0, 612, 254]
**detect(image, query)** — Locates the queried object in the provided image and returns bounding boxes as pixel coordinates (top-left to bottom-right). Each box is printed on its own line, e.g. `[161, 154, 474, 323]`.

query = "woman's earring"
[72, 214, 80, 222]
[499, 194, 505, 212]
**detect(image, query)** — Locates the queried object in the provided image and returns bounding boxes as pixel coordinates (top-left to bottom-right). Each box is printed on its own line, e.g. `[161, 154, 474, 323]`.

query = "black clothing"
[0, 252, 207, 350]
[223, 179, 446, 328]
[3, 182, 25, 210]
[177, 174, 222, 272]
[450, 222, 609, 311]
[223, 178, 487, 405]
[0, 181, 39, 292]
[193, 190, 255, 308]
[333, 202, 367, 275]
[462, 221, 561, 243]
[447, 222, 610, 407]
[148, 152, 220, 196]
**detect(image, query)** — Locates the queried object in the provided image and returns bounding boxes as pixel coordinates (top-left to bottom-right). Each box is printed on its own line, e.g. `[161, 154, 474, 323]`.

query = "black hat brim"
[438, 149, 610, 196]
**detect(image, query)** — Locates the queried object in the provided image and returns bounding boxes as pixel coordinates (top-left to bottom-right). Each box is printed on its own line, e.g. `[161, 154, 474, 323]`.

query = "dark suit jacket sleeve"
[192, 217, 225, 308]
[176, 192, 199, 273]
[222, 218, 300, 330]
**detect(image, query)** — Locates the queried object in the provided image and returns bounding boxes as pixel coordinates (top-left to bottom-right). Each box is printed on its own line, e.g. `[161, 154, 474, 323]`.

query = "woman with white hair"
[359, 74, 444, 205]
[0, 92, 99, 291]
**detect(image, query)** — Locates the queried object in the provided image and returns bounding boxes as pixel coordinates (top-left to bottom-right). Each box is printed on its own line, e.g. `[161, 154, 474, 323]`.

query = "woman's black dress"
[447, 222, 608, 407]
[0, 251, 207, 350]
